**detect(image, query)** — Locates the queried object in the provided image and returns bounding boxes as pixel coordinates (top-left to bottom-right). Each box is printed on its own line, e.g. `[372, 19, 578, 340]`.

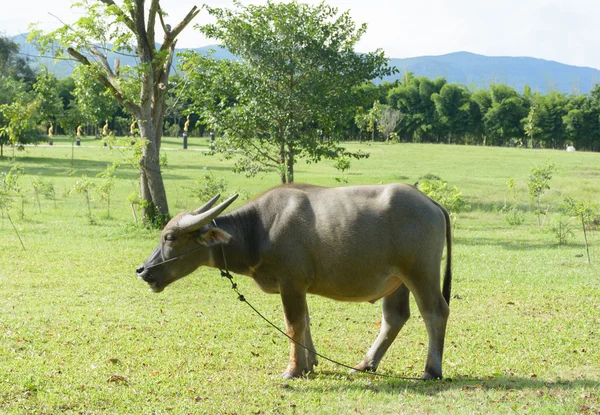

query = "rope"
[218, 263, 423, 382]
[144, 216, 423, 381]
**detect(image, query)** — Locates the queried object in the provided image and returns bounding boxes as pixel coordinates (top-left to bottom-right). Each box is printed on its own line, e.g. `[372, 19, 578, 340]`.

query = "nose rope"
[141, 221, 427, 382]
[144, 220, 222, 270]
[217, 242, 425, 382]
[144, 246, 206, 270]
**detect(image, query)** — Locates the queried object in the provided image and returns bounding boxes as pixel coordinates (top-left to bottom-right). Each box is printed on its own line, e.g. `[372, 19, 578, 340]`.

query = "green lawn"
[1, 139, 599, 414]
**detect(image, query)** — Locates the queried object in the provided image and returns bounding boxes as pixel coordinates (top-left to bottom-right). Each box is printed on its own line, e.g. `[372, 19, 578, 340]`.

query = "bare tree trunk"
[286, 144, 294, 183]
[138, 120, 169, 219]
[582, 213, 591, 264]
[279, 129, 286, 184]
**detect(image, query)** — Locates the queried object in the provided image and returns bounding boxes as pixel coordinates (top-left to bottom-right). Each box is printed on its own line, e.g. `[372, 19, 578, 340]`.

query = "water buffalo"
[136, 183, 452, 380]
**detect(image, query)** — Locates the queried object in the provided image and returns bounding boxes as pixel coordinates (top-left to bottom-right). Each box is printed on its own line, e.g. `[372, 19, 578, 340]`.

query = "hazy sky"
[3, 0, 600, 69]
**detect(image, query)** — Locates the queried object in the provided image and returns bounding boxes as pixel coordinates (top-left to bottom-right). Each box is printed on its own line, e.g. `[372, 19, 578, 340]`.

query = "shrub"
[504, 206, 525, 226]
[187, 168, 228, 204]
[418, 178, 469, 222]
[528, 160, 556, 228]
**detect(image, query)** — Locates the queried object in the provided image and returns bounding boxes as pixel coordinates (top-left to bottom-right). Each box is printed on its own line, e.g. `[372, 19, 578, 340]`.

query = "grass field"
[1, 136, 599, 414]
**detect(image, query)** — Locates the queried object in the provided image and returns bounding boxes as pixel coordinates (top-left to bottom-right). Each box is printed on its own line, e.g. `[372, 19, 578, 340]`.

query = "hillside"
[10, 33, 600, 95]
[387, 52, 600, 95]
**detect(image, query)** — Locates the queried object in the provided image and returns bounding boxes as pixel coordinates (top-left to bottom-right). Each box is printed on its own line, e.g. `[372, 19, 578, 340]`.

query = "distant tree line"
[347, 73, 600, 151]
[2, 32, 600, 155]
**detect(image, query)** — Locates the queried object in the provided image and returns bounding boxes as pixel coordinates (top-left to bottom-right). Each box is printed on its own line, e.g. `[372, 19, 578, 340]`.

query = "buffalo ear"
[198, 228, 233, 247]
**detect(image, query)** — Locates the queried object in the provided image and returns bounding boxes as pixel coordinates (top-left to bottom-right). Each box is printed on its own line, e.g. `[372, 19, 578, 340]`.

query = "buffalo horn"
[177, 194, 239, 232]
[193, 194, 221, 214]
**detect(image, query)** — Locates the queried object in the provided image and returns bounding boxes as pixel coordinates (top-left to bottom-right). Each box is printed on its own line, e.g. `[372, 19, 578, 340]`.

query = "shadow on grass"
[166, 163, 235, 174]
[2, 153, 264, 182]
[298, 371, 599, 395]
[454, 236, 552, 251]
[1, 156, 143, 180]
[455, 235, 590, 252]
[465, 201, 536, 214]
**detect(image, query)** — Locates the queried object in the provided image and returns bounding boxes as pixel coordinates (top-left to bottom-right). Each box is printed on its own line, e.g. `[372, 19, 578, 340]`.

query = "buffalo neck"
[209, 205, 262, 275]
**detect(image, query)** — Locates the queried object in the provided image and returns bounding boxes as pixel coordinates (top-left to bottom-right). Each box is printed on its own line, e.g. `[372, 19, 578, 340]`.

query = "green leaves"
[561, 196, 598, 263]
[186, 168, 229, 204]
[0, 96, 43, 157]
[184, 1, 392, 183]
[33, 69, 65, 128]
[70, 175, 96, 224]
[528, 160, 556, 228]
[417, 177, 469, 222]
[528, 160, 556, 202]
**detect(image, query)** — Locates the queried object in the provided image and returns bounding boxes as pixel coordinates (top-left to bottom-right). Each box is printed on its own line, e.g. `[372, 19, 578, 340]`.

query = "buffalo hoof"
[350, 361, 377, 374]
[281, 371, 297, 380]
[420, 372, 442, 381]
[282, 366, 313, 380]
[281, 370, 306, 380]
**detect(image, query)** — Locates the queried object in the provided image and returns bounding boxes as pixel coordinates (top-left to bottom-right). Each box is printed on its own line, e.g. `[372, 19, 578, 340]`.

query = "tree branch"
[133, 0, 153, 62]
[246, 138, 281, 165]
[97, 0, 136, 33]
[147, 0, 160, 48]
[160, 6, 200, 53]
[89, 45, 116, 79]
[158, 7, 169, 34]
[67, 47, 139, 117]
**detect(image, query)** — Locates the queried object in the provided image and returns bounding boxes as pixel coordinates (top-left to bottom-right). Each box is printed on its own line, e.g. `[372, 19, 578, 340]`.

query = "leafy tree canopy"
[182, 0, 394, 183]
[0, 34, 36, 84]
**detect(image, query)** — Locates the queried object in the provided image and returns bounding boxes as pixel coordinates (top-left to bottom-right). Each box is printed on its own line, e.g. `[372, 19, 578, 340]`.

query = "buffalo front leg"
[304, 311, 319, 370]
[353, 284, 410, 373]
[280, 290, 315, 379]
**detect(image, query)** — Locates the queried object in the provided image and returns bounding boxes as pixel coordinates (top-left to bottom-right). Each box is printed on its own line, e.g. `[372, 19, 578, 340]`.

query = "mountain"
[10, 34, 600, 95]
[386, 51, 600, 95]
[10, 33, 236, 78]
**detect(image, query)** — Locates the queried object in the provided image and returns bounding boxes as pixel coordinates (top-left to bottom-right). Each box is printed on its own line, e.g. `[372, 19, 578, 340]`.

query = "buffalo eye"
[164, 233, 176, 242]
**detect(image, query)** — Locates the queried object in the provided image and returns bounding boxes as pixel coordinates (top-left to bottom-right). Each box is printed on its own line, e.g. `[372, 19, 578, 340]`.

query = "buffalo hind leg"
[353, 284, 410, 373]
[408, 273, 449, 380]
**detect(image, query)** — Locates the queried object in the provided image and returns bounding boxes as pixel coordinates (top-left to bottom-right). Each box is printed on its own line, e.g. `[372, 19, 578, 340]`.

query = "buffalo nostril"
[136, 265, 145, 275]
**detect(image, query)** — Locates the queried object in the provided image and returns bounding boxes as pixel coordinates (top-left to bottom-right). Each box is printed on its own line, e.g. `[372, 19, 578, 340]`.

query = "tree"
[0, 76, 28, 157]
[0, 94, 43, 159]
[562, 197, 598, 264]
[354, 101, 382, 142]
[33, 68, 65, 138]
[70, 65, 119, 134]
[96, 163, 119, 218]
[30, 0, 200, 225]
[523, 100, 542, 148]
[1, 36, 40, 156]
[348, 81, 398, 140]
[388, 74, 446, 142]
[377, 105, 402, 142]
[525, 92, 569, 149]
[528, 160, 556, 228]
[0, 166, 27, 250]
[184, 1, 393, 183]
[0, 34, 36, 84]
[70, 175, 96, 224]
[483, 84, 528, 146]
[431, 84, 472, 143]
[563, 86, 600, 151]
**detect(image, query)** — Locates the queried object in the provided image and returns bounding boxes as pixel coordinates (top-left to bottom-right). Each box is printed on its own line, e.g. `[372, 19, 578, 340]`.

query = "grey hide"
[136, 183, 452, 380]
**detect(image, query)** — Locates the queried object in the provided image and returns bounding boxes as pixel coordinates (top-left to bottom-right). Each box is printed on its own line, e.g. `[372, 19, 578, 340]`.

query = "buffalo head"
[136, 194, 238, 292]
